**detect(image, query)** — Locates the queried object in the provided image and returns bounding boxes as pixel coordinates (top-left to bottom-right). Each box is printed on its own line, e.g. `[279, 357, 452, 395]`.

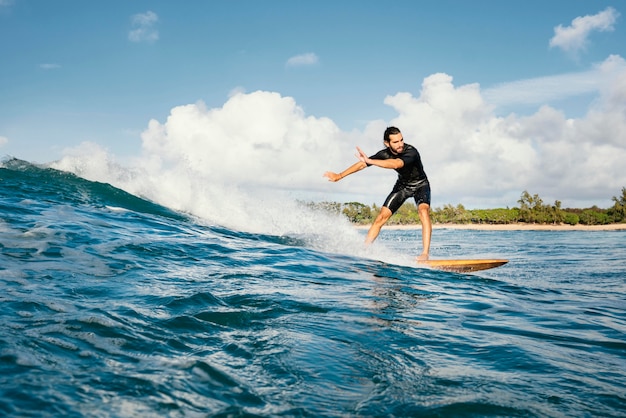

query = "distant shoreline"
[354, 223, 626, 231]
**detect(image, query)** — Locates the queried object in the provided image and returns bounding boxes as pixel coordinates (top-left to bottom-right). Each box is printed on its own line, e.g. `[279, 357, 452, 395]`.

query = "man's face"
[386, 133, 405, 155]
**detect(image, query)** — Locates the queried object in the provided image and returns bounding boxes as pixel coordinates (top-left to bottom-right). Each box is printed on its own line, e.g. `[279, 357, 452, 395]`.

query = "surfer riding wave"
[323, 126, 432, 261]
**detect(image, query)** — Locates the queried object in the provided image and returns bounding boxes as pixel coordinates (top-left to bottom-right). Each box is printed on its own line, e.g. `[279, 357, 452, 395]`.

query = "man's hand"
[355, 146, 369, 164]
[323, 171, 342, 182]
[324, 154, 369, 182]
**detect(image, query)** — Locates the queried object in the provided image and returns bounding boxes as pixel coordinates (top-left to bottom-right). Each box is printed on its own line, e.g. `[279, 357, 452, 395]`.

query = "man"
[323, 126, 432, 261]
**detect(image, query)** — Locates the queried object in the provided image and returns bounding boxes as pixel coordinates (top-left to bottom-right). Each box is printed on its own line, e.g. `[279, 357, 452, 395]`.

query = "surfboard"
[418, 259, 508, 273]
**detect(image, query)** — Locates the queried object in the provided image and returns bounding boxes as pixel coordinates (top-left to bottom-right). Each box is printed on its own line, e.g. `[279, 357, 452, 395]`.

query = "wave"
[1, 157, 412, 265]
[2, 158, 185, 221]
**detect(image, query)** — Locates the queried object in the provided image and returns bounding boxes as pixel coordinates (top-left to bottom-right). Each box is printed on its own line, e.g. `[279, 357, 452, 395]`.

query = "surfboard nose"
[417, 259, 509, 273]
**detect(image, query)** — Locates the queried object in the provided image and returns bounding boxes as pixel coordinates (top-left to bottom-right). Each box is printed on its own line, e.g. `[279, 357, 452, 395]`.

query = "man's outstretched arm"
[323, 160, 367, 182]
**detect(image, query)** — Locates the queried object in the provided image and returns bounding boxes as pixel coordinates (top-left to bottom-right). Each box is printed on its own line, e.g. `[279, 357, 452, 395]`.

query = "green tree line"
[307, 188, 626, 226]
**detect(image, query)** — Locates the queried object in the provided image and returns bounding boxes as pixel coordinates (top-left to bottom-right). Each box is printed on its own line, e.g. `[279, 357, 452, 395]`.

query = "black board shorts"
[383, 181, 431, 214]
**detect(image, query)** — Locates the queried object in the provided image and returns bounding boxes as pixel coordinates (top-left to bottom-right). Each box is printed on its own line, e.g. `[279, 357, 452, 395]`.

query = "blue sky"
[1, 1, 625, 210]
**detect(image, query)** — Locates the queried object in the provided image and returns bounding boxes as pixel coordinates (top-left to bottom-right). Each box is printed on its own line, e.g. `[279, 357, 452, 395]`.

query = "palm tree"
[611, 187, 626, 221]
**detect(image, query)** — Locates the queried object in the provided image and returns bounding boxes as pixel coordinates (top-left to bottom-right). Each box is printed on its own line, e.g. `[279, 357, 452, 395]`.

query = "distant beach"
[355, 223, 626, 231]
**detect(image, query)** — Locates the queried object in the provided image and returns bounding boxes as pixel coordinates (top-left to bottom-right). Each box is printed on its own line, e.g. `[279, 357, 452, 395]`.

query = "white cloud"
[0, 136, 8, 147]
[39, 63, 61, 70]
[484, 54, 626, 107]
[138, 91, 342, 191]
[286, 53, 319, 67]
[549, 7, 619, 53]
[128, 11, 159, 43]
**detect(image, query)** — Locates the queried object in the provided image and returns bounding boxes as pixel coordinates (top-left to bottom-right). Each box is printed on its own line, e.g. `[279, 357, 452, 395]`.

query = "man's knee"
[375, 207, 393, 224]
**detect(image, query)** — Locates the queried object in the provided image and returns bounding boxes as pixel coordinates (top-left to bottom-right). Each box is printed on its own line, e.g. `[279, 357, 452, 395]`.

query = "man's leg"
[365, 206, 393, 244]
[417, 203, 431, 260]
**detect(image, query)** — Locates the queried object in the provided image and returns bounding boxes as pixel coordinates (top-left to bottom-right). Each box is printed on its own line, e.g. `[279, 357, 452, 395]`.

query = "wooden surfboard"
[418, 259, 508, 273]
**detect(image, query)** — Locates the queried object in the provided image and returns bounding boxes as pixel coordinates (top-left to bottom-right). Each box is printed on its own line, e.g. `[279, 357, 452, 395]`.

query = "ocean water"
[1, 158, 625, 417]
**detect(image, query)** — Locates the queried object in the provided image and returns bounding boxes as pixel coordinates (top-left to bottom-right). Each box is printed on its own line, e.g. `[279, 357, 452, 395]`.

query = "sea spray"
[49, 147, 412, 265]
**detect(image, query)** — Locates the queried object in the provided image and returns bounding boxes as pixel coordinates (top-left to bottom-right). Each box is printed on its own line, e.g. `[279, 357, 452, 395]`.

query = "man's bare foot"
[417, 253, 429, 262]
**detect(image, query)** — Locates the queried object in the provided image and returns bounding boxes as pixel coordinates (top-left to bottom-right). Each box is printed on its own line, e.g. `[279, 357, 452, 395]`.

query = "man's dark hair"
[383, 126, 401, 142]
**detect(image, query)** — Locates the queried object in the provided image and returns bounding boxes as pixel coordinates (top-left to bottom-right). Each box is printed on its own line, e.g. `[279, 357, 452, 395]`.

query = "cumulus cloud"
[550, 7, 619, 53]
[381, 56, 626, 208]
[286, 52, 319, 67]
[139, 92, 342, 191]
[129, 11, 159, 43]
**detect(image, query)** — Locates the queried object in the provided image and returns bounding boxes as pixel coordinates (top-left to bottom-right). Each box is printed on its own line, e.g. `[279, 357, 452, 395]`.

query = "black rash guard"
[368, 143, 431, 213]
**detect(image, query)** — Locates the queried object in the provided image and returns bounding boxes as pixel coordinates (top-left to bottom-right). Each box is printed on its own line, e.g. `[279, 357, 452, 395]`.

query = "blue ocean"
[1, 158, 625, 417]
